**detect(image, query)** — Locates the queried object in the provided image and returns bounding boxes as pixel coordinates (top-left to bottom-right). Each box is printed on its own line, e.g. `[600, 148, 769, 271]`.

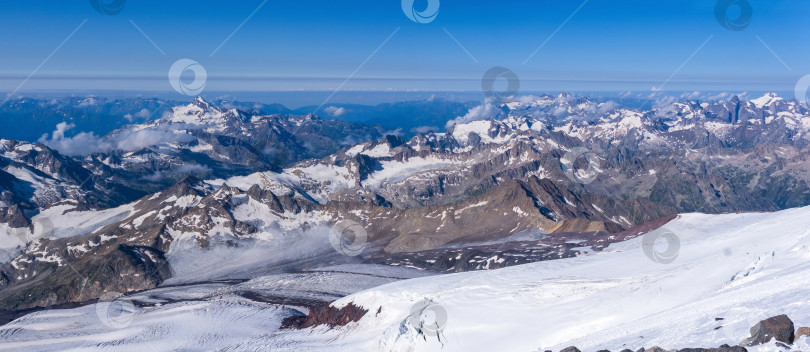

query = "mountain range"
[1, 92, 810, 332]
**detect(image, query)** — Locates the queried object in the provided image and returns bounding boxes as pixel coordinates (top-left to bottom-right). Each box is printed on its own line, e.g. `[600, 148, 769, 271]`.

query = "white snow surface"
[0, 299, 290, 352]
[3, 207, 810, 351]
[271, 207, 810, 351]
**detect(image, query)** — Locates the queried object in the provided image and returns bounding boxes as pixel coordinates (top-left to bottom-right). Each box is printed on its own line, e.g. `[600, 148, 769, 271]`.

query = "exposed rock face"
[350, 176, 673, 255]
[741, 314, 795, 346]
[643, 347, 669, 352]
[0, 180, 201, 311]
[0, 139, 145, 212]
[280, 302, 368, 329]
[677, 344, 747, 352]
[796, 327, 810, 342]
[366, 215, 677, 272]
[560, 347, 581, 352]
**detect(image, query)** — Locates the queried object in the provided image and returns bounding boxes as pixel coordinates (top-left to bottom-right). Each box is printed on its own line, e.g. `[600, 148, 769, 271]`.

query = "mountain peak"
[751, 92, 783, 108]
[192, 96, 211, 108]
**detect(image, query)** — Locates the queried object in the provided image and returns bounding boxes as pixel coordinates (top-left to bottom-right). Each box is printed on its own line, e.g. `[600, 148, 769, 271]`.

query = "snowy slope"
[267, 206, 810, 351]
[3, 207, 809, 351]
[0, 265, 433, 352]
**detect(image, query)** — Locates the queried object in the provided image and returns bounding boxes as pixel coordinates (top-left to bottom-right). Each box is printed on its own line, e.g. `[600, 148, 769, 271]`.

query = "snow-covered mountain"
[71, 97, 390, 186]
[3, 93, 810, 351]
[0, 97, 389, 229]
[2, 206, 809, 351]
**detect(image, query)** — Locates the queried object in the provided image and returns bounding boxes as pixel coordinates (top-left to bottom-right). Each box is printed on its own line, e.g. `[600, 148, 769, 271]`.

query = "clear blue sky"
[0, 0, 807, 96]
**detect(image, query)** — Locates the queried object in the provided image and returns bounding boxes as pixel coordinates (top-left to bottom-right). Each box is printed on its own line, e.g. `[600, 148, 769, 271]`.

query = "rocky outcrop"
[369, 176, 674, 254]
[741, 314, 794, 346]
[559, 345, 748, 352]
[796, 327, 810, 343]
[280, 302, 368, 329]
[677, 345, 747, 352]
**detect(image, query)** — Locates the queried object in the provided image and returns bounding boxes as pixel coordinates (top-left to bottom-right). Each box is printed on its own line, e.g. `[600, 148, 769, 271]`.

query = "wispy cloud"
[38, 122, 196, 156]
[445, 100, 503, 128]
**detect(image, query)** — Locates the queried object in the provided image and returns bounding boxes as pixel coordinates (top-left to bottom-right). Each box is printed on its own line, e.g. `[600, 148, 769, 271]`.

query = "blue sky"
[0, 0, 807, 97]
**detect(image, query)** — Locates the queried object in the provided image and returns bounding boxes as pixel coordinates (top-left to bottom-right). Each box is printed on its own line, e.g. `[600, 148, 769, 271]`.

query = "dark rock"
[742, 314, 794, 346]
[644, 348, 669, 352]
[677, 344, 747, 352]
[560, 347, 581, 352]
[281, 302, 368, 329]
[718, 344, 747, 352]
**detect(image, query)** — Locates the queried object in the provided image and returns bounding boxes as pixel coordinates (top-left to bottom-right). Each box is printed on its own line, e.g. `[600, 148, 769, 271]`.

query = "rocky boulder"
[741, 314, 794, 346]
[280, 302, 368, 329]
[643, 347, 670, 352]
[677, 344, 747, 352]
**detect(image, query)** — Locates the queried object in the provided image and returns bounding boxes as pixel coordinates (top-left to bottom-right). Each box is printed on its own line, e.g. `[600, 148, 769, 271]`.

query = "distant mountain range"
[2, 92, 810, 314]
[0, 96, 476, 143]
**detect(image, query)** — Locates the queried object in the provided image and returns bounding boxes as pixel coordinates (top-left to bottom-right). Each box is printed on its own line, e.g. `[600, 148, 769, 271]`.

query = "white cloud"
[123, 108, 152, 122]
[135, 108, 152, 119]
[76, 97, 98, 107]
[653, 95, 678, 118]
[38, 122, 196, 156]
[141, 171, 164, 182]
[707, 92, 729, 101]
[37, 123, 112, 156]
[324, 106, 348, 117]
[382, 128, 403, 137]
[411, 126, 438, 134]
[175, 164, 211, 175]
[112, 129, 195, 151]
[445, 101, 502, 128]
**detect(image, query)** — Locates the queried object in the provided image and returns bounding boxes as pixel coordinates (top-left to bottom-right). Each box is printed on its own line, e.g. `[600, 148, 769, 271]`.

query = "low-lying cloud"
[38, 122, 197, 157]
[324, 106, 348, 117]
[446, 101, 503, 128]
